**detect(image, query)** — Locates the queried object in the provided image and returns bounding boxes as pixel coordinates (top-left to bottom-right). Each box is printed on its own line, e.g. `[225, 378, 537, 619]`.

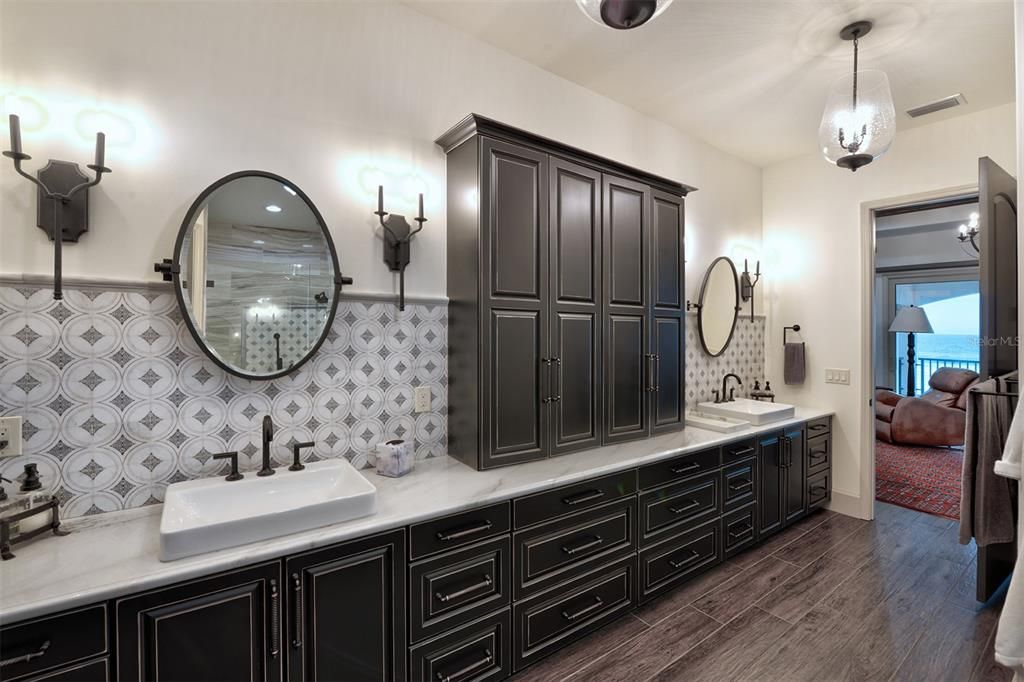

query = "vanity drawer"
[722, 504, 758, 558]
[638, 447, 720, 490]
[723, 438, 757, 464]
[0, 604, 108, 682]
[806, 416, 831, 438]
[513, 470, 636, 530]
[409, 609, 511, 682]
[808, 471, 831, 510]
[638, 519, 720, 602]
[806, 434, 831, 474]
[514, 498, 636, 599]
[18, 658, 109, 682]
[410, 502, 510, 560]
[513, 555, 636, 672]
[639, 472, 719, 546]
[410, 536, 511, 644]
[722, 459, 756, 512]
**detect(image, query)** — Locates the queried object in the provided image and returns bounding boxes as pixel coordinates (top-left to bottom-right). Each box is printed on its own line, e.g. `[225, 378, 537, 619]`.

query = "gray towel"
[959, 374, 1018, 546]
[784, 343, 805, 385]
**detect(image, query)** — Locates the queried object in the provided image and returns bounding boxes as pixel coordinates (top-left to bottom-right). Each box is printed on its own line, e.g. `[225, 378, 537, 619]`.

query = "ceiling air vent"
[906, 93, 967, 118]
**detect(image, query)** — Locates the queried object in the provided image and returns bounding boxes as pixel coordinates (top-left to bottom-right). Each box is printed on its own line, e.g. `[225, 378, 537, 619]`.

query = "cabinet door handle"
[562, 534, 604, 556]
[668, 550, 700, 569]
[729, 523, 754, 539]
[668, 499, 701, 514]
[562, 489, 605, 506]
[561, 595, 604, 622]
[435, 574, 493, 603]
[435, 648, 493, 682]
[729, 446, 755, 459]
[728, 479, 752, 492]
[653, 354, 660, 392]
[269, 578, 280, 658]
[670, 462, 700, 475]
[552, 357, 562, 402]
[645, 354, 656, 392]
[436, 520, 493, 542]
[541, 358, 552, 403]
[0, 640, 50, 668]
[291, 572, 302, 649]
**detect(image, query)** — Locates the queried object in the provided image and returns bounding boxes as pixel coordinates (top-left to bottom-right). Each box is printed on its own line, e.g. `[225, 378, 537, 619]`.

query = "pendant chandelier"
[819, 21, 895, 172]
[575, 0, 674, 30]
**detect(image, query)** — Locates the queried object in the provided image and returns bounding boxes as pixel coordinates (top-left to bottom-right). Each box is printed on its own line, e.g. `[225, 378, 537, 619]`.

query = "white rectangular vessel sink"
[697, 398, 796, 425]
[160, 459, 377, 561]
[685, 411, 750, 433]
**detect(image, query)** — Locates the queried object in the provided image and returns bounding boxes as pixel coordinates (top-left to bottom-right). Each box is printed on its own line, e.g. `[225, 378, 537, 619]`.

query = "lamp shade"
[888, 305, 933, 334]
[819, 70, 896, 171]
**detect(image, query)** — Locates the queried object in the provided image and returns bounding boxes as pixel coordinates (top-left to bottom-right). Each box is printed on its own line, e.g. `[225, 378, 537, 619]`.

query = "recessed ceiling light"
[283, 185, 297, 196]
[265, 204, 282, 213]
[253, 239, 265, 245]
[302, 244, 312, 248]
[293, 264, 303, 268]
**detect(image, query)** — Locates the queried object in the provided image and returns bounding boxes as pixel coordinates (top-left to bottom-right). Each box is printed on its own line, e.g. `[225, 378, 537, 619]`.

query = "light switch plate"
[413, 386, 431, 413]
[0, 416, 23, 457]
[825, 368, 851, 385]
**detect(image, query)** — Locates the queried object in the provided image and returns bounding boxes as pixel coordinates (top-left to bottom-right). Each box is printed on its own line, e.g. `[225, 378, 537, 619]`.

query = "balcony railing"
[897, 356, 981, 396]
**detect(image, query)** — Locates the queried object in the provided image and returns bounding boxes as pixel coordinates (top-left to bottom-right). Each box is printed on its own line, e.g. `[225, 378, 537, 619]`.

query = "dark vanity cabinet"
[438, 115, 693, 470]
[115, 562, 282, 682]
[758, 423, 821, 538]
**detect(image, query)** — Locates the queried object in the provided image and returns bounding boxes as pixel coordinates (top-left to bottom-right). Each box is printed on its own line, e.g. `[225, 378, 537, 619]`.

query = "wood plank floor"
[516, 503, 1011, 682]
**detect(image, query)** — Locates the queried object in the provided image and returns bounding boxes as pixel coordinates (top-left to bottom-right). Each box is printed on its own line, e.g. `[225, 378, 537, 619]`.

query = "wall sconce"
[374, 184, 426, 311]
[956, 211, 980, 254]
[2, 114, 111, 300]
[740, 259, 760, 320]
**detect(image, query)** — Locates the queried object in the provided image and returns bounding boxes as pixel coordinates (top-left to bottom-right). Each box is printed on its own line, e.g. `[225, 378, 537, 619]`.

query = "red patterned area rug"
[875, 440, 962, 520]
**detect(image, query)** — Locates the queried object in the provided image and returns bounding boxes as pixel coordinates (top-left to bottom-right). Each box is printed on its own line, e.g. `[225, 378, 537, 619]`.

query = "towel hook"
[783, 325, 801, 347]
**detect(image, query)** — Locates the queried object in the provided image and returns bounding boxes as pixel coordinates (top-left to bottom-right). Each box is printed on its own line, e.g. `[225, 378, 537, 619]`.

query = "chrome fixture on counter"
[719, 373, 743, 403]
[2, 114, 112, 300]
[374, 184, 427, 311]
[259, 415, 276, 477]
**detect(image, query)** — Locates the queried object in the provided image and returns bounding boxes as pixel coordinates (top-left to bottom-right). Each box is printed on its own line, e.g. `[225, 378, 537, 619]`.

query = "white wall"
[0, 0, 762, 304]
[762, 103, 1017, 517]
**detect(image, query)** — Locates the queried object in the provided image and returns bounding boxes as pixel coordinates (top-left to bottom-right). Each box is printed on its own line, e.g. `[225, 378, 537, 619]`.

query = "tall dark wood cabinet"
[116, 562, 282, 682]
[438, 114, 694, 470]
[284, 529, 406, 682]
[757, 426, 807, 538]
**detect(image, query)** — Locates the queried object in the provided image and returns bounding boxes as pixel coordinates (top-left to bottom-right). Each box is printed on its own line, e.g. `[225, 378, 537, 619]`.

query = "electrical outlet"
[825, 369, 851, 385]
[0, 416, 23, 457]
[413, 386, 432, 413]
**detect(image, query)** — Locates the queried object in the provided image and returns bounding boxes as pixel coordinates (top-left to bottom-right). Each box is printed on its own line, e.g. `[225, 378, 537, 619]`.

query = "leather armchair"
[875, 368, 979, 447]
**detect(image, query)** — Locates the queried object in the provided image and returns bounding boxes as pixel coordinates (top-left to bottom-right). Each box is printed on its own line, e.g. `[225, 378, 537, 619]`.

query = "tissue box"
[373, 439, 414, 478]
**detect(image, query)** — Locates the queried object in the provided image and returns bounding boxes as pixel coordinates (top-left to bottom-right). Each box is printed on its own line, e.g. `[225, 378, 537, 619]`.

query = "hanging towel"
[783, 343, 805, 385]
[959, 375, 1016, 546]
[994, 382, 1024, 679]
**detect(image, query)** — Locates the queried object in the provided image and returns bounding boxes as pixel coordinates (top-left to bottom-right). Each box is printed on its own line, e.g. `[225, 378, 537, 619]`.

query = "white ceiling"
[404, 0, 1015, 166]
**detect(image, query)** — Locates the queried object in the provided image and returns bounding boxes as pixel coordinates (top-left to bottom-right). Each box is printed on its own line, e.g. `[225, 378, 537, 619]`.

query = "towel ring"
[783, 325, 801, 347]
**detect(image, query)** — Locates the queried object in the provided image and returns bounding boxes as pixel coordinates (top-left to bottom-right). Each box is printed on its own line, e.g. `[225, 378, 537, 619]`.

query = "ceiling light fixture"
[265, 204, 282, 213]
[575, 0, 673, 30]
[819, 21, 895, 172]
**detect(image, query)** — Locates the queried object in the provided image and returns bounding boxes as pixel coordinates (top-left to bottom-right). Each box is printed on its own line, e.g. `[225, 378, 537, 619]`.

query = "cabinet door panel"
[116, 562, 280, 682]
[652, 193, 684, 309]
[605, 314, 647, 441]
[758, 434, 784, 537]
[485, 141, 547, 299]
[488, 309, 545, 465]
[650, 190, 685, 433]
[551, 161, 599, 303]
[605, 179, 646, 306]
[286, 530, 406, 682]
[783, 428, 806, 524]
[652, 316, 683, 429]
[553, 312, 600, 451]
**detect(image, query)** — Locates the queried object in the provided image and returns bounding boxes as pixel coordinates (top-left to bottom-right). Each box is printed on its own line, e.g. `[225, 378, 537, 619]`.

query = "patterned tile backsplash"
[0, 283, 764, 521]
[0, 285, 448, 519]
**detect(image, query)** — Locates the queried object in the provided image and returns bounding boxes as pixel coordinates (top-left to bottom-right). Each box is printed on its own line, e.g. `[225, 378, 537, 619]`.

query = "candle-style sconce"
[3, 114, 111, 300]
[740, 259, 761, 321]
[374, 185, 426, 311]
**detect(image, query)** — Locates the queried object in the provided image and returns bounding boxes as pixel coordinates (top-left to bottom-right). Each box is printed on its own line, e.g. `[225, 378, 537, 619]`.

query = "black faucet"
[258, 415, 275, 477]
[720, 373, 743, 403]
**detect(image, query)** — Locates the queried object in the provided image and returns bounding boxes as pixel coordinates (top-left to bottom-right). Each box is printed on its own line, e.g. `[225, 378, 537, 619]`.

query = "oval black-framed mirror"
[696, 256, 741, 357]
[170, 170, 344, 380]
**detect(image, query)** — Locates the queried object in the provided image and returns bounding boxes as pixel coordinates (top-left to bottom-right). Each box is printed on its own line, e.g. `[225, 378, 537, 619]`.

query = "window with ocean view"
[894, 279, 980, 395]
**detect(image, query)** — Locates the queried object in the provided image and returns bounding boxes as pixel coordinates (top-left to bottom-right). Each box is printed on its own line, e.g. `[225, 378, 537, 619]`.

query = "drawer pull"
[562, 489, 605, 506]
[562, 535, 604, 556]
[810, 485, 828, 495]
[435, 648, 493, 682]
[561, 596, 605, 622]
[668, 499, 701, 515]
[435, 574, 493, 603]
[728, 446, 755, 458]
[810, 449, 827, 460]
[728, 479, 752, 492]
[809, 423, 828, 432]
[0, 640, 50, 668]
[668, 550, 701, 569]
[436, 520, 493, 542]
[728, 523, 754, 539]
[670, 462, 701, 475]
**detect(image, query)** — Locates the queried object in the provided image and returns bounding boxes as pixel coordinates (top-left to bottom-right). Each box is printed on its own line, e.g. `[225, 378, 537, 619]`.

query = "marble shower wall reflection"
[0, 285, 448, 519]
[684, 315, 766, 407]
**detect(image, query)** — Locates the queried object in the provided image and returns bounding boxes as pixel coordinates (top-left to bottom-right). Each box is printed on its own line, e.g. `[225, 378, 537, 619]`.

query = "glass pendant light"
[819, 21, 895, 172]
[575, 0, 674, 30]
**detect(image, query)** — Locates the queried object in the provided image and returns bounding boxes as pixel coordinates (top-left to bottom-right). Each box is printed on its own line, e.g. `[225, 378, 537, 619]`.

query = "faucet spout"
[258, 415, 275, 477]
[720, 373, 743, 403]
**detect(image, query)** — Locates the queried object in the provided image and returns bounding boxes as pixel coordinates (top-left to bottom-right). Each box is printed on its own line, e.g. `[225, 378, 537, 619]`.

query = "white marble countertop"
[0, 408, 831, 624]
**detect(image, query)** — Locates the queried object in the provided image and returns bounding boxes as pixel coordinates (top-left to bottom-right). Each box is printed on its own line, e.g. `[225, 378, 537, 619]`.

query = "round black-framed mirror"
[696, 256, 741, 357]
[169, 170, 344, 380]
